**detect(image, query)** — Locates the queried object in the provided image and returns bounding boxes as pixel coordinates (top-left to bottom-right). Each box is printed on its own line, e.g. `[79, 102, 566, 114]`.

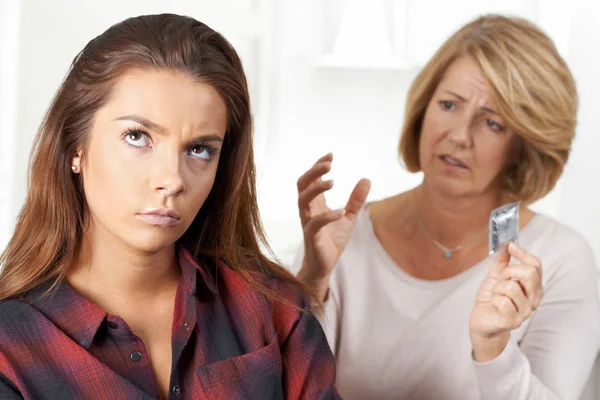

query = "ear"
[71, 150, 83, 174]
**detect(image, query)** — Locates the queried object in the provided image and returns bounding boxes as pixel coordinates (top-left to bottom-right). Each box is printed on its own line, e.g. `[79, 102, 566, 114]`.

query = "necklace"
[413, 194, 488, 259]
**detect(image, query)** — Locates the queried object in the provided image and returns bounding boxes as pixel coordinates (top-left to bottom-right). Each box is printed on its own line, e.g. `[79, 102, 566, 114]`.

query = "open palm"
[297, 153, 370, 284]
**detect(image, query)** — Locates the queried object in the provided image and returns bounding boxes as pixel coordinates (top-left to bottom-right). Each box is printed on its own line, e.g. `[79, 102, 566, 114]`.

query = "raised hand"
[296, 153, 370, 301]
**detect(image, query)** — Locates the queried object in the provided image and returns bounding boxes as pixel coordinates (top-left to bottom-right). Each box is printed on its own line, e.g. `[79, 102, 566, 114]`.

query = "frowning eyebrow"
[115, 114, 167, 134]
[443, 90, 498, 115]
[114, 114, 224, 142]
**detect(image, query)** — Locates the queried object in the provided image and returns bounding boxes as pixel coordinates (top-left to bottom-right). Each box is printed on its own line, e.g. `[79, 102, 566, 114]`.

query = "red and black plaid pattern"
[0, 246, 340, 399]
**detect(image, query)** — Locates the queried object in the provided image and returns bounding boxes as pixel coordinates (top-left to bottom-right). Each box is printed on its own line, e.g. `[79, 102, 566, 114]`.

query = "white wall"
[0, 0, 21, 251]
[567, 2, 600, 392]
[563, 0, 600, 271]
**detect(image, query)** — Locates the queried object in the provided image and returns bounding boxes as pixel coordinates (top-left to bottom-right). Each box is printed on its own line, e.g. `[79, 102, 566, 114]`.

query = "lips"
[137, 208, 180, 226]
[440, 154, 468, 169]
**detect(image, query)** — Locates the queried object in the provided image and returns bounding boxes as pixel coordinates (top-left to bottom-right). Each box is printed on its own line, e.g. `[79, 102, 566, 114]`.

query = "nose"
[447, 115, 473, 148]
[151, 154, 185, 197]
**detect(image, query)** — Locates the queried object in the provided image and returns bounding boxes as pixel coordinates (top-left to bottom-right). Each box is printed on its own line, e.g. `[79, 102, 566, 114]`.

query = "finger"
[487, 249, 511, 278]
[304, 209, 345, 238]
[297, 161, 332, 193]
[508, 243, 542, 273]
[501, 265, 542, 304]
[298, 180, 334, 223]
[492, 280, 532, 318]
[501, 263, 541, 281]
[491, 295, 518, 329]
[316, 153, 333, 164]
[344, 179, 371, 217]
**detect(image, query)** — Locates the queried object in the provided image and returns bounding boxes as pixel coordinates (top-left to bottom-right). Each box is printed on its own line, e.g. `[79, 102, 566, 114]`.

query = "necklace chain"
[413, 192, 488, 259]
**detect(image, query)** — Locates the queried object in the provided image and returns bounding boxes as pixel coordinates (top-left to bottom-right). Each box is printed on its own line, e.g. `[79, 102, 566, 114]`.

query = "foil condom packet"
[489, 201, 521, 256]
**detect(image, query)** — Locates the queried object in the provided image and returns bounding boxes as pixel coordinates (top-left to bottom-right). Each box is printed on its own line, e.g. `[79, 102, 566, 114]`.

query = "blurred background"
[0, 0, 599, 397]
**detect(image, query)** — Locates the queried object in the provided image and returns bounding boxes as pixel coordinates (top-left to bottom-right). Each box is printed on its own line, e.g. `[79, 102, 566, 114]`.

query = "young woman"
[0, 14, 340, 399]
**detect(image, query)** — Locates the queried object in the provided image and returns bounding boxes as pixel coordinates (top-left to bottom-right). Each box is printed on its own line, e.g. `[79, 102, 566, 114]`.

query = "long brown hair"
[0, 14, 307, 304]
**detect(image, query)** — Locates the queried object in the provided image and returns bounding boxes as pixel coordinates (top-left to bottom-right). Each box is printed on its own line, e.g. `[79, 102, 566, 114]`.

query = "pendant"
[444, 250, 452, 259]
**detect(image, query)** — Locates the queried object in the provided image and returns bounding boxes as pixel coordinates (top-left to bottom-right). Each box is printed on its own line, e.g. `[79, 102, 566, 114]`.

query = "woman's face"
[418, 56, 518, 199]
[76, 68, 227, 253]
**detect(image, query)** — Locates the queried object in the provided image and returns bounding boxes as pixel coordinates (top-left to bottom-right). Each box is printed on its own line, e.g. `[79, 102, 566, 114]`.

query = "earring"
[71, 164, 78, 173]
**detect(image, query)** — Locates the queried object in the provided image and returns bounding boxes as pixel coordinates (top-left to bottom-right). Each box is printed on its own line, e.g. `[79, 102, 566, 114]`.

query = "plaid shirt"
[0, 247, 340, 399]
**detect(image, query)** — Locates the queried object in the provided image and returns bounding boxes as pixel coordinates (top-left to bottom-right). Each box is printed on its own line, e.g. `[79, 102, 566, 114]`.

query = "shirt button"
[107, 321, 118, 329]
[130, 351, 142, 362]
[183, 322, 191, 331]
[172, 385, 181, 396]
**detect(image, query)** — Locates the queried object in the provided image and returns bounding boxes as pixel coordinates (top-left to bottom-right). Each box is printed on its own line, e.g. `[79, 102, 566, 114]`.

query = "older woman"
[294, 14, 600, 400]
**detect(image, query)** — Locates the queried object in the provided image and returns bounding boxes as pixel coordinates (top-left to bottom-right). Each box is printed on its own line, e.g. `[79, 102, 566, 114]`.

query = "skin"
[297, 56, 542, 364]
[67, 68, 228, 398]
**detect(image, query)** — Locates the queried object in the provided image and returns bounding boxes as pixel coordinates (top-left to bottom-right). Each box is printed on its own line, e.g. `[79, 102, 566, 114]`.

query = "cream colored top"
[291, 207, 600, 400]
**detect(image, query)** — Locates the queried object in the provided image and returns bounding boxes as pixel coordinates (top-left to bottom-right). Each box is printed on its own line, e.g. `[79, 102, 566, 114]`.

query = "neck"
[415, 180, 503, 247]
[67, 223, 180, 304]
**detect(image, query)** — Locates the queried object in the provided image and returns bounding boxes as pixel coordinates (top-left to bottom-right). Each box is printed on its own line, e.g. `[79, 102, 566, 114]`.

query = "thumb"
[487, 248, 511, 278]
[345, 178, 371, 217]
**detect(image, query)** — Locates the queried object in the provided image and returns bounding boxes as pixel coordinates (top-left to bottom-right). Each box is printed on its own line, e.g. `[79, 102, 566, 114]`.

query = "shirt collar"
[177, 245, 218, 296]
[25, 245, 217, 349]
[26, 282, 106, 350]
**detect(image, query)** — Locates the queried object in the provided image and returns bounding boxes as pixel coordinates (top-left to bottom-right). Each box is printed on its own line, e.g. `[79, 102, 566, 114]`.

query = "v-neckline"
[362, 205, 543, 287]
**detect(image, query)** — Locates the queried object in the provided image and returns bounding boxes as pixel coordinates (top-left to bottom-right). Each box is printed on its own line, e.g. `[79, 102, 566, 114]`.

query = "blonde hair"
[399, 14, 577, 204]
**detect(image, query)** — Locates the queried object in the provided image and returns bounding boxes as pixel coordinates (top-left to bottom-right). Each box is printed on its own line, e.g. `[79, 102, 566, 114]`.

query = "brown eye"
[189, 144, 214, 160]
[124, 130, 150, 147]
[128, 131, 142, 141]
[191, 145, 205, 154]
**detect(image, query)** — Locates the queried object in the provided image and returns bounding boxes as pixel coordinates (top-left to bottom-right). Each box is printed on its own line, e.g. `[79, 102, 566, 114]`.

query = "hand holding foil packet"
[489, 201, 520, 255]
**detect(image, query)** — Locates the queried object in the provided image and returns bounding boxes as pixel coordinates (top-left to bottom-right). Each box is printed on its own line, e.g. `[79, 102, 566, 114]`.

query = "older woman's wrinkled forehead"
[437, 57, 494, 103]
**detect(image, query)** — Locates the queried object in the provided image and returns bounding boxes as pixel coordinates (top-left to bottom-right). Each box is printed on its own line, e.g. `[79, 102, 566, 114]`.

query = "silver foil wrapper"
[489, 201, 520, 255]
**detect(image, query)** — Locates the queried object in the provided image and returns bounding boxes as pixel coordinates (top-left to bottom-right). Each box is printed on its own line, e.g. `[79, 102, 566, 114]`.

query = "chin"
[425, 174, 477, 198]
[124, 230, 182, 254]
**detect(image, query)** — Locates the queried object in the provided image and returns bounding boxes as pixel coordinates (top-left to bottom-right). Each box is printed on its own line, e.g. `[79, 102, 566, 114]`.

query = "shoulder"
[335, 200, 395, 272]
[522, 214, 597, 288]
[221, 260, 318, 346]
[0, 284, 59, 337]
[342, 206, 376, 251]
[524, 214, 594, 260]
[0, 297, 41, 332]
[0, 296, 45, 374]
[216, 258, 311, 318]
[264, 275, 324, 348]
